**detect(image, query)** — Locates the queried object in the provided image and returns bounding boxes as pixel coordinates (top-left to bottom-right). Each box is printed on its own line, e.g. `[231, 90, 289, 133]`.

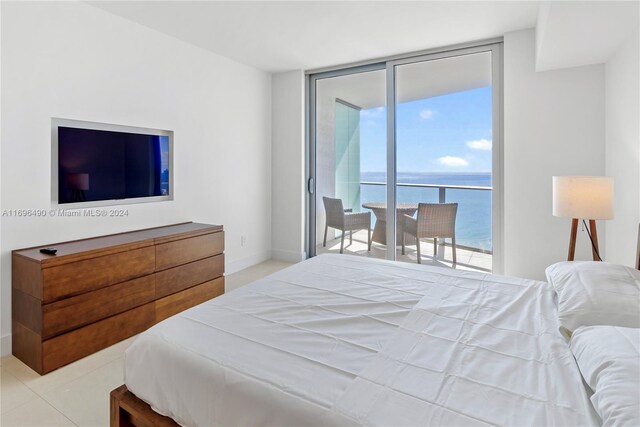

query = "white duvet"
[125, 254, 599, 426]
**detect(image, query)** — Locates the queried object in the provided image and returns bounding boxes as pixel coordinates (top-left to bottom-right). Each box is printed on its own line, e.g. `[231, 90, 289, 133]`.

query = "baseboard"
[225, 250, 272, 275]
[271, 249, 307, 263]
[1, 333, 11, 357]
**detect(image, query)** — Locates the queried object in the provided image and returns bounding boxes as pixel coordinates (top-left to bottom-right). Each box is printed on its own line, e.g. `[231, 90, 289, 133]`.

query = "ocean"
[360, 172, 492, 251]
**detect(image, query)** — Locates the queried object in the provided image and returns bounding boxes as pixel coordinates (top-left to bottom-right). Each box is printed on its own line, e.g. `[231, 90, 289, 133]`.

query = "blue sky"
[360, 86, 492, 173]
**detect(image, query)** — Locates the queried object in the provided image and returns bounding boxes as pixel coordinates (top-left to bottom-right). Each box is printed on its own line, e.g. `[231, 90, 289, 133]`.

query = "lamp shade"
[553, 176, 613, 220]
[66, 173, 90, 191]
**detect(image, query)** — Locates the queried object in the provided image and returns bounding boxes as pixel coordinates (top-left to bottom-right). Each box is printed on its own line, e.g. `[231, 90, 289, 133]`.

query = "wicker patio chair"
[322, 196, 372, 254]
[402, 202, 458, 264]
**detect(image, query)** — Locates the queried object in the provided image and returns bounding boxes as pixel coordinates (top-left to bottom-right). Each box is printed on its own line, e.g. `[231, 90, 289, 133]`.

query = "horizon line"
[361, 171, 492, 175]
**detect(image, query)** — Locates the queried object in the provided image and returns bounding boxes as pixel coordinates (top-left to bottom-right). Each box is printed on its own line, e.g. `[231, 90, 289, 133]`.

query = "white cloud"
[437, 156, 469, 167]
[466, 138, 492, 151]
[419, 109, 435, 120]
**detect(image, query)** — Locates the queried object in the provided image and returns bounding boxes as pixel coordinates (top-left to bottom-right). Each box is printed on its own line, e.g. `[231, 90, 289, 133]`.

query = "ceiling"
[536, 1, 639, 71]
[89, 1, 539, 73]
[88, 1, 637, 73]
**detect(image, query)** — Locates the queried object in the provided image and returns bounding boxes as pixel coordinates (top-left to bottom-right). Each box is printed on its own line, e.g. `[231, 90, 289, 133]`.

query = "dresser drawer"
[155, 254, 224, 299]
[155, 232, 224, 271]
[155, 277, 224, 322]
[42, 275, 155, 338]
[12, 223, 224, 374]
[42, 246, 155, 302]
[41, 302, 155, 374]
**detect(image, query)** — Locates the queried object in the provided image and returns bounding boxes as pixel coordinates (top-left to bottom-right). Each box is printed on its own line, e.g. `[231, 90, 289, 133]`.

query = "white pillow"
[571, 326, 640, 426]
[546, 261, 640, 334]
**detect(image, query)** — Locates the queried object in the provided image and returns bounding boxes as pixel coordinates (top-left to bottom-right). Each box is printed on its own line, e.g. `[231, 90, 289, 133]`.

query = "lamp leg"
[589, 220, 600, 261]
[568, 218, 578, 261]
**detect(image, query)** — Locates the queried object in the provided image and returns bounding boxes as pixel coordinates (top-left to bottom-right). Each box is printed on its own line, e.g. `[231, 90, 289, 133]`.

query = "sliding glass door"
[308, 42, 502, 272]
[394, 51, 495, 271]
[311, 67, 387, 259]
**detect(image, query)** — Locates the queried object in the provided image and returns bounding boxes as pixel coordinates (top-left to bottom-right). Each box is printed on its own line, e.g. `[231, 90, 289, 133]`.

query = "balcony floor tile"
[317, 229, 491, 273]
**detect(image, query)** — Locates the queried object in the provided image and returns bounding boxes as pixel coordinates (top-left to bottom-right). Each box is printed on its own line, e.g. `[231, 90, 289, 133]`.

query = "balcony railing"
[359, 181, 493, 254]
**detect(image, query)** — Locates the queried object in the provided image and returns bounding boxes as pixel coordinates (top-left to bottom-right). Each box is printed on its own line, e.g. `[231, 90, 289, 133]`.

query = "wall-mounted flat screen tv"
[54, 119, 173, 206]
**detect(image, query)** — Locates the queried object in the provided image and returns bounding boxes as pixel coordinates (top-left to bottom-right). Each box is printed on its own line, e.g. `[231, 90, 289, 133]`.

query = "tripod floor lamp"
[553, 176, 614, 261]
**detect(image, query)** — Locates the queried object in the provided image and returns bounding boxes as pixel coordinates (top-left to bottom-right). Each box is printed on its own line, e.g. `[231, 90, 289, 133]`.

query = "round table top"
[362, 202, 418, 211]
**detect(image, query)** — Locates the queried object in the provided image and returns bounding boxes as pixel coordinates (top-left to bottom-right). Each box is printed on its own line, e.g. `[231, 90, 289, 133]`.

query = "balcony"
[316, 181, 493, 272]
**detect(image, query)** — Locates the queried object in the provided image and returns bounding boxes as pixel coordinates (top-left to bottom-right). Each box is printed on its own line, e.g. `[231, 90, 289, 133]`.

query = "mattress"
[124, 254, 600, 426]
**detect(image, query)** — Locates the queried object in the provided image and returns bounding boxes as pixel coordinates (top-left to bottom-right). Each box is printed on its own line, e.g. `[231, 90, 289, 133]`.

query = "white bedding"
[571, 326, 640, 426]
[125, 254, 599, 426]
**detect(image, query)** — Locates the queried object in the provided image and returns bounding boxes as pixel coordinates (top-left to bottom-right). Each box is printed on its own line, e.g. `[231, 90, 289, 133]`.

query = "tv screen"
[57, 126, 170, 205]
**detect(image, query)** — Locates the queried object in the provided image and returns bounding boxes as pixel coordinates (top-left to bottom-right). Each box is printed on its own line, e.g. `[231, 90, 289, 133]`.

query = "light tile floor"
[317, 229, 493, 272]
[0, 259, 294, 427]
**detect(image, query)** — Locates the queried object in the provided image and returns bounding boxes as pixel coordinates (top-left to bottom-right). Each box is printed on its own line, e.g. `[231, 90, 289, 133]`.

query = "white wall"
[0, 1, 272, 355]
[504, 29, 605, 280]
[605, 27, 640, 266]
[271, 71, 306, 261]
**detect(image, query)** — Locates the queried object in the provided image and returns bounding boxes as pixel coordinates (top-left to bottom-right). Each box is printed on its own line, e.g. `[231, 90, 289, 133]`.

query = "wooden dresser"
[12, 222, 224, 375]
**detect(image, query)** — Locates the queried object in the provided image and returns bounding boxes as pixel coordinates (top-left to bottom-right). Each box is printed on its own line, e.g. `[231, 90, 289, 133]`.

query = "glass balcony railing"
[360, 181, 493, 254]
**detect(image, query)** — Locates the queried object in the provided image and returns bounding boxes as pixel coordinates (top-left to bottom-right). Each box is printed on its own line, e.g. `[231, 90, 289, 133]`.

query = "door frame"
[306, 39, 504, 272]
[307, 62, 385, 258]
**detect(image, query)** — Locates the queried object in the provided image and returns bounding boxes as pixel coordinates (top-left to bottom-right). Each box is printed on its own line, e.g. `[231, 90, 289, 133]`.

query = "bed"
[111, 253, 640, 426]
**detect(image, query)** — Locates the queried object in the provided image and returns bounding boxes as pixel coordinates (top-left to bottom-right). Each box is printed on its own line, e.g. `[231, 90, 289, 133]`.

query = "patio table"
[362, 202, 418, 246]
